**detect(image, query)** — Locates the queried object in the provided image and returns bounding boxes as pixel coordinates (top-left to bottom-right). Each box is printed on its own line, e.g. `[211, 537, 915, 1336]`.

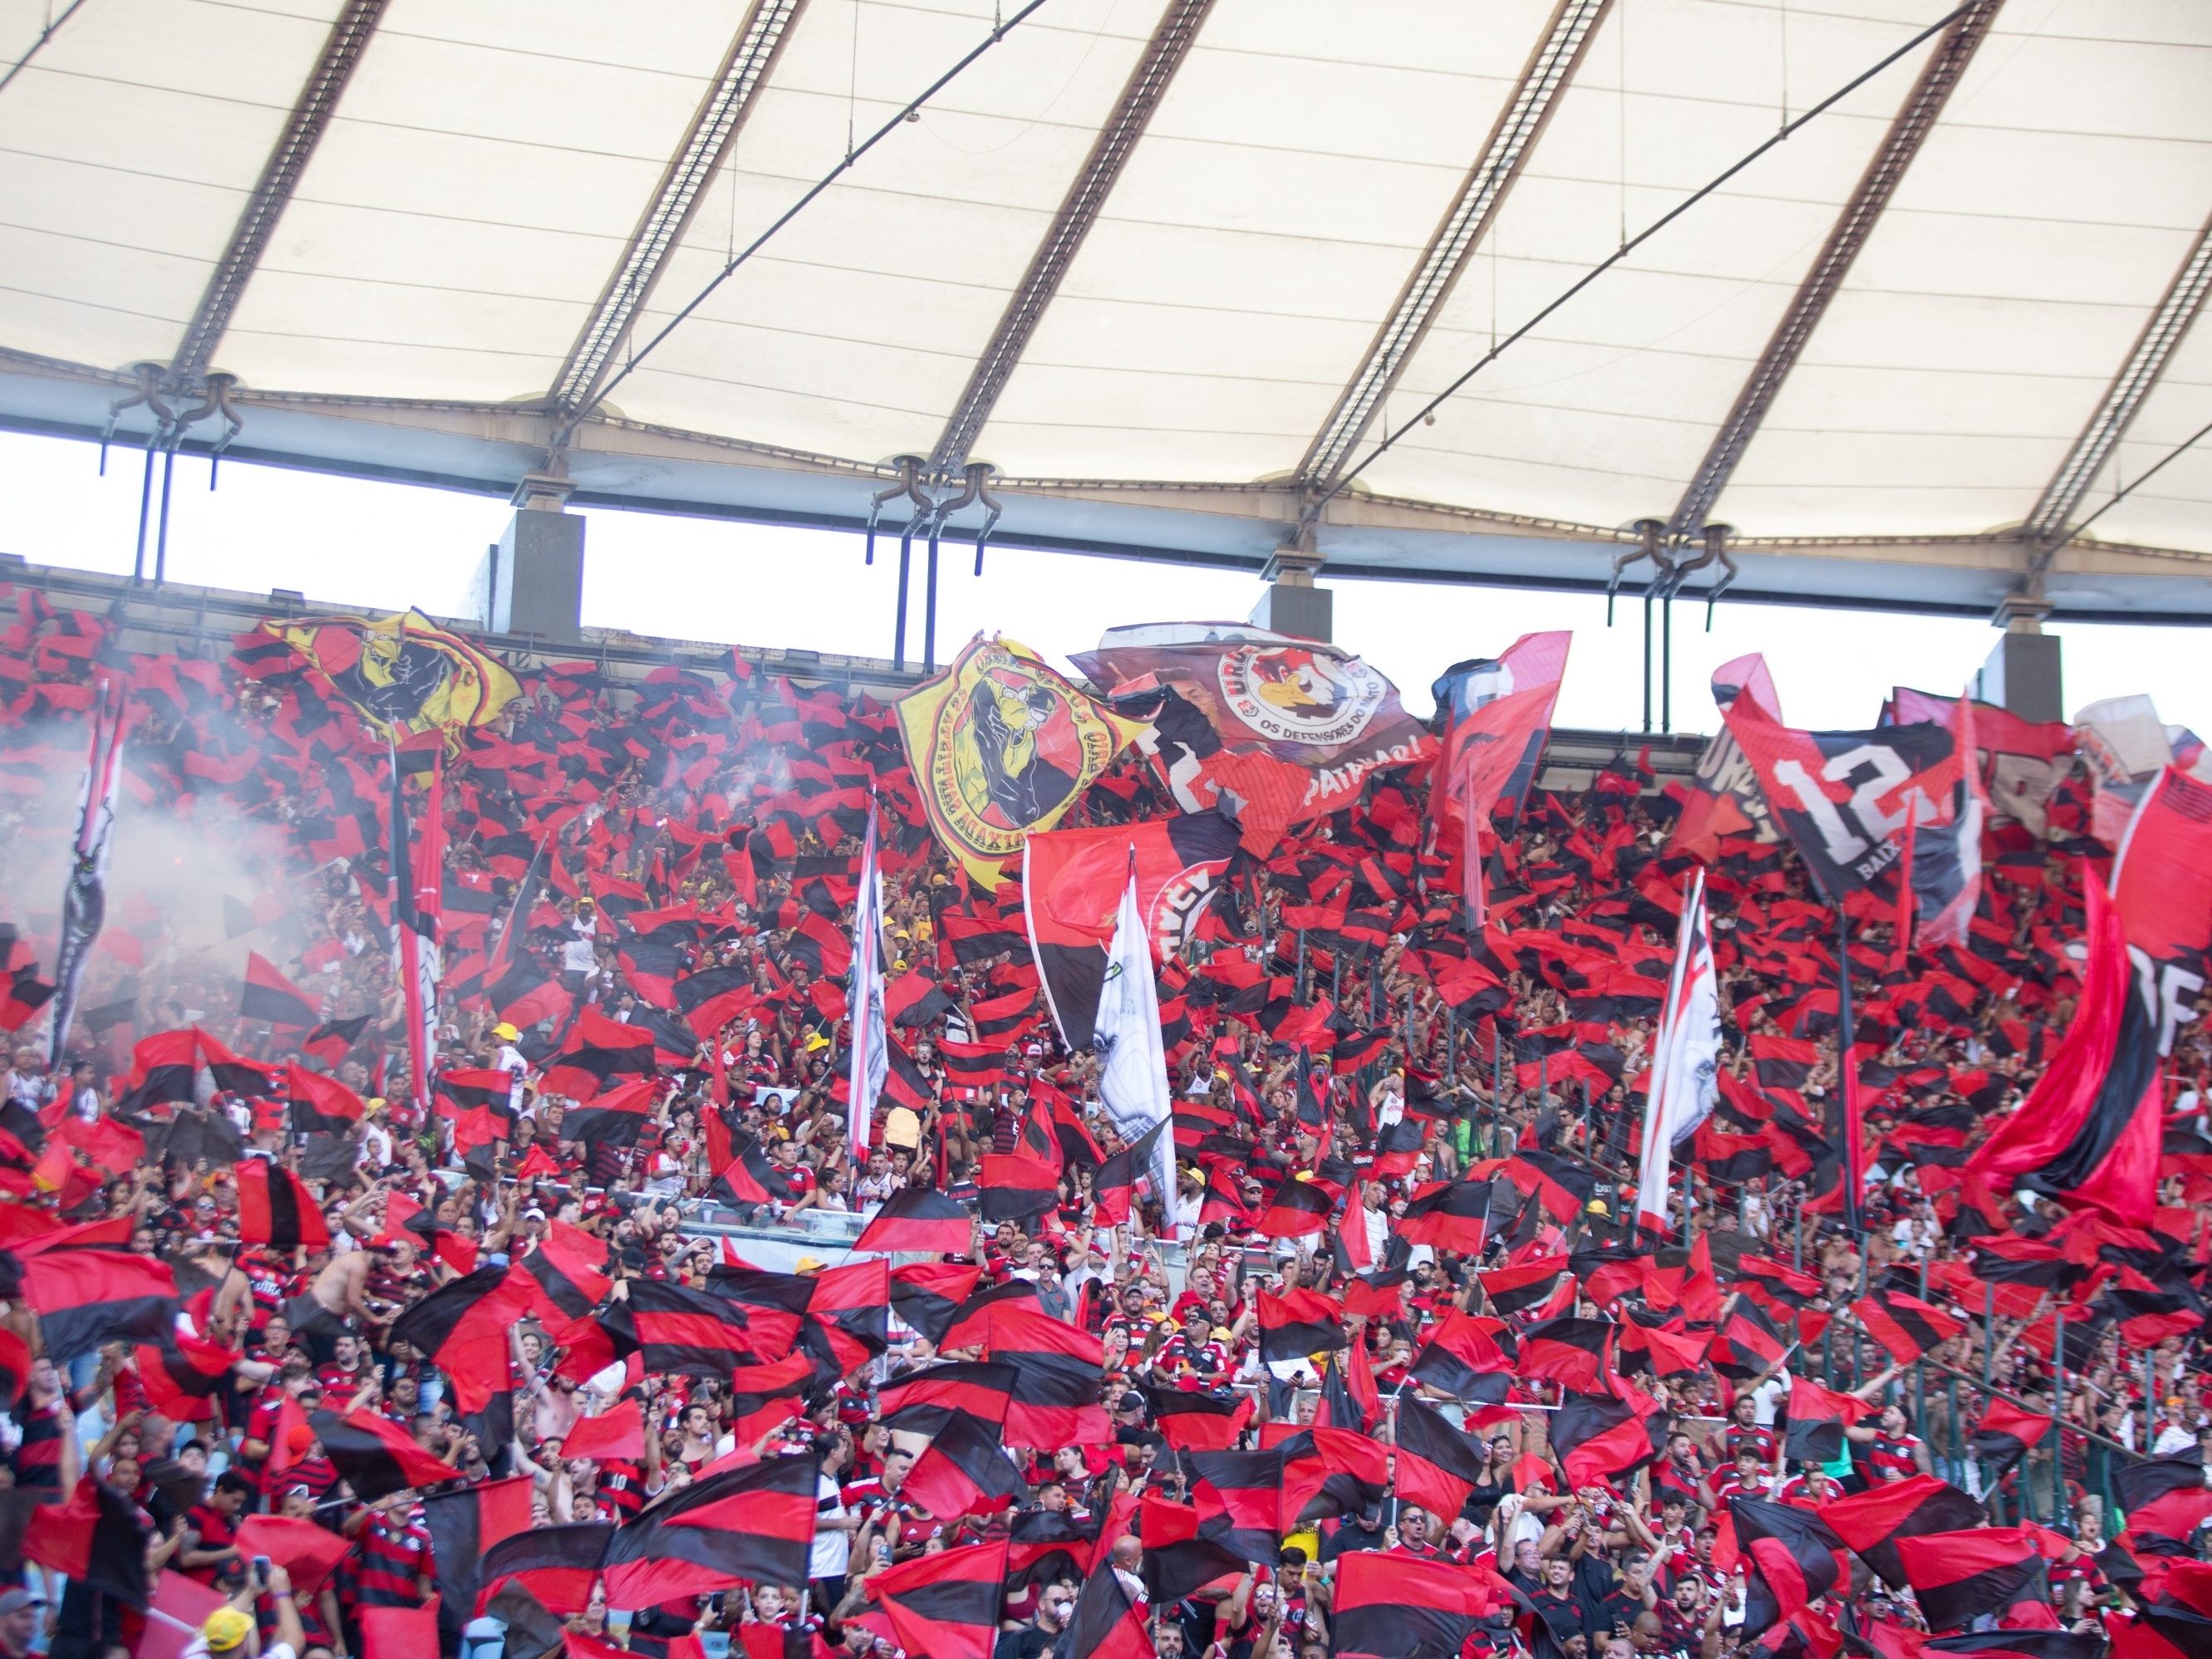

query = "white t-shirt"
[811, 1471, 851, 1579]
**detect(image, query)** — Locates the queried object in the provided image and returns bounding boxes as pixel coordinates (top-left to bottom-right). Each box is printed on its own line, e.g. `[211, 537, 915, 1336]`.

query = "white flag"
[848, 807, 890, 1151]
[1094, 869, 1177, 1235]
[1634, 867, 1721, 1234]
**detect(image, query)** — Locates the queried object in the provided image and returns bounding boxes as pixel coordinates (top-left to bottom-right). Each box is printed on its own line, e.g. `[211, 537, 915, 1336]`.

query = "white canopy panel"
[1, 0, 2208, 616]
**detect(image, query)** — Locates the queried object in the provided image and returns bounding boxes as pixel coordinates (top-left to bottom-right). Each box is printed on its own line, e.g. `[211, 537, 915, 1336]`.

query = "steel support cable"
[1303, 0, 1979, 528]
[567, 0, 1058, 443]
[2042, 415, 2212, 551]
[0, 0, 91, 99]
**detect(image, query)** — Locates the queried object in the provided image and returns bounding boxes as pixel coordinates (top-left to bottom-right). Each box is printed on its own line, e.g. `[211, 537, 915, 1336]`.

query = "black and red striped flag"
[1408, 1311, 1512, 1406]
[312, 1407, 460, 1502]
[879, 1362, 1015, 1428]
[1254, 1173, 1337, 1239]
[479, 1523, 612, 1617]
[1895, 1529, 2052, 1632]
[1280, 1426, 1388, 1527]
[1821, 1475, 1986, 1590]
[1067, 1545, 1155, 1659]
[936, 1039, 1006, 1094]
[1966, 1399, 2053, 1484]
[20, 1477, 150, 1609]
[135, 1334, 237, 1421]
[1551, 1383, 1668, 1491]
[1257, 1287, 1347, 1363]
[423, 1475, 538, 1644]
[1710, 1298, 1789, 1380]
[300, 1014, 371, 1065]
[619, 1279, 771, 1377]
[516, 1219, 612, 1324]
[979, 1148, 1062, 1222]
[2114, 1453, 2212, 1542]
[984, 1303, 1110, 1445]
[1777, 1377, 1871, 1464]
[284, 1063, 366, 1136]
[801, 1256, 891, 1379]
[1144, 1387, 1253, 1454]
[1333, 1549, 1501, 1659]
[1394, 1394, 1489, 1521]
[1853, 1288, 1963, 1364]
[889, 1263, 982, 1347]
[1007, 1507, 1096, 1591]
[1923, 1634, 2104, 1659]
[871, 1538, 1007, 1659]
[906, 1408, 1025, 1521]
[1733, 1496, 1848, 1635]
[1188, 1446, 1284, 1562]
[1516, 1317, 1614, 1393]
[853, 1185, 974, 1255]
[1396, 1178, 1491, 1253]
[725, 1352, 817, 1445]
[601, 1452, 818, 1605]
[538, 1007, 656, 1101]
[1477, 1255, 1570, 1318]
[240, 950, 317, 1027]
[23, 1249, 178, 1366]
[708, 1131, 777, 1207]
[388, 1264, 532, 1414]
[558, 1076, 659, 1147]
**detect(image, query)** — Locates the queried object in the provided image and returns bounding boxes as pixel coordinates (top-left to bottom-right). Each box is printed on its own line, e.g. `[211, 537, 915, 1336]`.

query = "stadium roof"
[2, 0, 2209, 619]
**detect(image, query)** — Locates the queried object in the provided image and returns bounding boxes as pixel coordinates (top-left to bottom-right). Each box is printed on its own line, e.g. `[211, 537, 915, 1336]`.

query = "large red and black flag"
[888, 1262, 983, 1347]
[284, 1063, 366, 1136]
[878, 1362, 1015, 1429]
[1477, 1255, 1570, 1318]
[1394, 1394, 1490, 1521]
[1257, 1287, 1347, 1364]
[388, 1264, 533, 1413]
[21, 1476, 150, 1609]
[616, 1279, 773, 1377]
[2115, 1453, 2212, 1542]
[1821, 1476, 1988, 1591]
[905, 1407, 1026, 1521]
[1025, 810, 1242, 1051]
[478, 1522, 612, 1617]
[1333, 1548, 1502, 1659]
[1966, 1399, 2053, 1483]
[870, 1539, 1007, 1659]
[1516, 1317, 1614, 1393]
[979, 1148, 1063, 1222]
[24, 1248, 179, 1365]
[982, 1303, 1110, 1445]
[135, 1333, 238, 1421]
[1777, 1377, 1870, 1464]
[1710, 1298, 1789, 1381]
[1396, 1177, 1491, 1253]
[1551, 1383, 1669, 1491]
[722, 1352, 819, 1445]
[601, 1452, 818, 1605]
[1428, 632, 1571, 926]
[516, 1219, 613, 1324]
[1895, 1529, 2052, 1632]
[312, 1407, 461, 1502]
[708, 1129, 778, 1207]
[1922, 1634, 2105, 1659]
[1254, 1173, 1338, 1239]
[1189, 1446, 1285, 1562]
[1733, 1496, 1848, 1636]
[1006, 1506, 1097, 1591]
[240, 950, 317, 1027]
[800, 1256, 891, 1379]
[1143, 1386, 1253, 1454]
[236, 1160, 331, 1250]
[853, 1185, 974, 1254]
[1279, 1426, 1389, 1526]
[558, 1075, 659, 1147]
[424, 1475, 538, 1640]
[538, 1008, 656, 1102]
[1069, 1547, 1158, 1659]
[1408, 1311, 1512, 1405]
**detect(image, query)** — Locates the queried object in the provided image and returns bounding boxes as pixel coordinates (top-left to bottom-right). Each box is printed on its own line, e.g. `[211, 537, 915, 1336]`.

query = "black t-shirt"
[993, 1625, 1059, 1659]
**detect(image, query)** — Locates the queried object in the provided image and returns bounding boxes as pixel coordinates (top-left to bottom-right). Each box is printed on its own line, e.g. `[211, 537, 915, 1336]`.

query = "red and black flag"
[1255, 1173, 1337, 1239]
[477, 1522, 612, 1617]
[1094, 1120, 1169, 1228]
[1408, 1311, 1512, 1406]
[0, 964, 54, 1035]
[1505, 1146, 1595, 1223]
[979, 1148, 1063, 1222]
[601, 1452, 818, 1605]
[20, 1476, 150, 1610]
[390, 1264, 532, 1414]
[25, 1249, 179, 1365]
[1144, 1387, 1253, 1454]
[1006, 1506, 1097, 1593]
[708, 1130, 777, 1207]
[878, 1362, 1015, 1429]
[1551, 1384, 1668, 1491]
[312, 1407, 460, 1502]
[1737, 1254, 1823, 1313]
[1333, 1548, 1500, 1659]
[538, 1008, 656, 1102]
[558, 1075, 659, 1148]
[1189, 1446, 1285, 1561]
[983, 1304, 1110, 1445]
[2106, 1264, 2207, 1348]
[1853, 1288, 1963, 1364]
[135, 1334, 238, 1421]
[435, 1067, 514, 1118]
[1280, 1426, 1389, 1526]
[853, 1185, 975, 1255]
[240, 950, 317, 1027]
[1069, 1546, 1156, 1659]
[1821, 1475, 1987, 1590]
[516, 1219, 612, 1324]
[1257, 1287, 1347, 1364]
[1923, 1635, 2105, 1659]
[236, 1159, 332, 1250]
[2114, 1453, 2212, 1542]
[618, 1279, 769, 1377]
[1895, 1529, 2051, 1632]
[423, 1475, 539, 1642]
[1477, 1256, 1570, 1318]
[1516, 1317, 1614, 1393]
[284, 1063, 366, 1136]
[113, 1029, 199, 1112]
[1396, 1178, 1491, 1254]
[1710, 1298, 1789, 1381]
[301, 1014, 372, 1065]
[906, 1407, 1026, 1521]
[1394, 1394, 1490, 1521]
[801, 1256, 891, 1379]
[1966, 1399, 2053, 1484]
[936, 1039, 1006, 1095]
[723, 1352, 818, 1445]
[1733, 1496, 1848, 1635]
[1777, 1377, 1871, 1464]
[889, 1262, 983, 1347]
[871, 1538, 1007, 1659]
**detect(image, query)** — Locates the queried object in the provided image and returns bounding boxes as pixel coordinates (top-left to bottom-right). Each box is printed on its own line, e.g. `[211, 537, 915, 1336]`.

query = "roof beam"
[926, 0, 1216, 478]
[170, 0, 389, 384]
[1297, 0, 1610, 488]
[2023, 209, 2212, 565]
[548, 0, 809, 419]
[1664, 0, 2004, 541]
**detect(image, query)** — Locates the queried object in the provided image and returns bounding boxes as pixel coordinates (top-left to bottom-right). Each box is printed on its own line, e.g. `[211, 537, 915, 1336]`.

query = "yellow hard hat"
[204, 1607, 255, 1651]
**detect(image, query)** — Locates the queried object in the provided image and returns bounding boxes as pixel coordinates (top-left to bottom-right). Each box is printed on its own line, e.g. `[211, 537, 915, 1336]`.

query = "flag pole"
[1836, 901, 1861, 1236]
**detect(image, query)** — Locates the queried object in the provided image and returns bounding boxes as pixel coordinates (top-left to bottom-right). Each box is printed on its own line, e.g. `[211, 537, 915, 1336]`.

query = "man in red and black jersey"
[342, 1492, 435, 1612]
[179, 1471, 254, 1585]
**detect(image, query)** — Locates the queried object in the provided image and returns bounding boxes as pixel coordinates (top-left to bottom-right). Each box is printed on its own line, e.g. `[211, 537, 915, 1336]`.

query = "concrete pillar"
[1979, 600, 2062, 723]
[1250, 544, 1331, 641]
[475, 472, 584, 642]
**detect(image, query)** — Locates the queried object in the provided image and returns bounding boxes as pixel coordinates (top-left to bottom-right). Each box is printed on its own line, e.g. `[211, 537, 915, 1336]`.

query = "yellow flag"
[263, 609, 521, 744]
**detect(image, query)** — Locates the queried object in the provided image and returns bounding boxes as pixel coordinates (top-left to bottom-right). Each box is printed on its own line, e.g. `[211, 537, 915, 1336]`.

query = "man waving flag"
[1635, 867, 1720, 1235]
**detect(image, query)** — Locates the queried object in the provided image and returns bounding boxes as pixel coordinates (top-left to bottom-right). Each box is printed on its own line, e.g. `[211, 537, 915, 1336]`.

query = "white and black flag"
[1634, 867, 1721, 1235]
[47, 678, 127, 1065]
[1093, 867, 1177, 1236]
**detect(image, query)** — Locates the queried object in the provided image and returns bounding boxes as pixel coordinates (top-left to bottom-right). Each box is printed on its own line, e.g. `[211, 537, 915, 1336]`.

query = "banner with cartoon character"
[895, 635, 1145, 890]
[248, 610, 521, 744]
[1071, 623, 1432, 847]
